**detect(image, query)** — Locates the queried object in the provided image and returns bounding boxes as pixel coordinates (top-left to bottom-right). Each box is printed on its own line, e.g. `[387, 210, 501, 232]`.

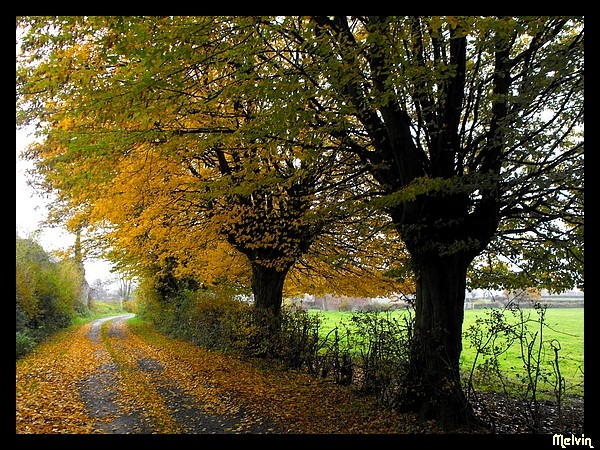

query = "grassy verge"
[72, 301, 128, 326]
[461, 307, 584, 397]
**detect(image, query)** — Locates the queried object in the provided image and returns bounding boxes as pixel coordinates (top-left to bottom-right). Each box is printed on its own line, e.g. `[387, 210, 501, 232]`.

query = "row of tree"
[16, 16, 583, 430]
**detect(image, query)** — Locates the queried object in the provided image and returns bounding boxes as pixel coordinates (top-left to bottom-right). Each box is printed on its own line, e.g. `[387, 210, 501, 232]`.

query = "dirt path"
[16, 315, 585, 436]
[79, 314, 152, 433]
[17, 314, 282, 434]
[82, 314, 285, 434]
[17, 314, 418, 435]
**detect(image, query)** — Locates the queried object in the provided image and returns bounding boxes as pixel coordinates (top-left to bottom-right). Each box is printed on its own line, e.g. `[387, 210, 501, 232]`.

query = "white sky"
[15, 126, 115, 284]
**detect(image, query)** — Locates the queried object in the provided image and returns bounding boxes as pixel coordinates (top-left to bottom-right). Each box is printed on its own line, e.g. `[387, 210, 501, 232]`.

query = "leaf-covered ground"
[16, 315, 584, 439]
[16, 315, 436, 435]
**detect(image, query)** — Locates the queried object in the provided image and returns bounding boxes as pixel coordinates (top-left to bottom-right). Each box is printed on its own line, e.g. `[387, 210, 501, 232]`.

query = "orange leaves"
[18, 15, 406, 297]
[126, 320, 423, 434]
[16, 325, 100, 434]
[17, 316, 439, 434]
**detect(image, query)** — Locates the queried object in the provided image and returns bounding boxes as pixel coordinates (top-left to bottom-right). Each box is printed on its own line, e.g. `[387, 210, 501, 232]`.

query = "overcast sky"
[16, 126, 115, 284]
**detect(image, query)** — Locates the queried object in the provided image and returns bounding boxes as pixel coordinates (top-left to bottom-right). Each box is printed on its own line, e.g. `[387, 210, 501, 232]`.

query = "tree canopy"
[16, 16, 583, 430]
[16, 16, 412, 312]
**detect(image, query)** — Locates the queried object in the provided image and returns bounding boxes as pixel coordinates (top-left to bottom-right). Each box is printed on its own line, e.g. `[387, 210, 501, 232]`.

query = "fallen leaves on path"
[16, 317, 437, 434]
[117, 320, 432, 433]
[16, 323, 101, 434]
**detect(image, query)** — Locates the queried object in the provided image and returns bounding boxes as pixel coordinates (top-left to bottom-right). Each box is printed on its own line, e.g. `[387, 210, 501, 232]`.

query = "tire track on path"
[18, 314, 416, 435]
[78, 314, 152, 433]
[78, 314, 281, 434]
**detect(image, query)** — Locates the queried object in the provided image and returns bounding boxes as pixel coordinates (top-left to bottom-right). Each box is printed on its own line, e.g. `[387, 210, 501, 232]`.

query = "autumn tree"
[273, 16, 582, 428]
[17, 16, 583, 430]
[16, 16, 407, 337]
[195, 16, 582, 428]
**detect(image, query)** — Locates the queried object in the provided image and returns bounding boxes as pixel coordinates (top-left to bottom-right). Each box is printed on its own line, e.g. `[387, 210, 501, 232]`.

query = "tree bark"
[399, 253, 483, 430]
[250, 262, 290, 333]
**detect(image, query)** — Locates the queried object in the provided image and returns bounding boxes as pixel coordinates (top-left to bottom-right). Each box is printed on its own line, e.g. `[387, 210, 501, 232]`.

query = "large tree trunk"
[250, 262, 290, 337]
[399, 253, 483, 430]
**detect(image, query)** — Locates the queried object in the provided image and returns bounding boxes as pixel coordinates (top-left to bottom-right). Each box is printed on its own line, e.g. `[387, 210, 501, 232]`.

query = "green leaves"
[370, 176, 456, 208]
[16, 16, 584, 299]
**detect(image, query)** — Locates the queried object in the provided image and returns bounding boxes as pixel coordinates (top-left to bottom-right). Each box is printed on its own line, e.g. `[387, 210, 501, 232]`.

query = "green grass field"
[307, 307, 584, 397]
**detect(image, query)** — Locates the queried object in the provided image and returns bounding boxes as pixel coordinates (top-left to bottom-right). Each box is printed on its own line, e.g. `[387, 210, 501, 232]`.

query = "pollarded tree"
[16, 16, 407, 336]
[214, 16, 582, 429]
[278, 16, 582, 428]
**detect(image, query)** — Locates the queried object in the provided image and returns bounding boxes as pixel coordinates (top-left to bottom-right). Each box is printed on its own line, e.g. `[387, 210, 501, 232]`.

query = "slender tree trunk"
[400, 253, 483, 430]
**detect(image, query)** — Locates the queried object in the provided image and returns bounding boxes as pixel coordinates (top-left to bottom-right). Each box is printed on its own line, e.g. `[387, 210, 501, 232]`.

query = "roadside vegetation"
[16, 235, 127, 360]
[131, 281, 584, 433]
[307, 307, 584, 397]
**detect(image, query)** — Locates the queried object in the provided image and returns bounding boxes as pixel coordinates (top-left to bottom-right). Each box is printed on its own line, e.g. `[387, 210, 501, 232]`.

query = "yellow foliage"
[17, 16, 414, 300]
[16, 264, 39, 318]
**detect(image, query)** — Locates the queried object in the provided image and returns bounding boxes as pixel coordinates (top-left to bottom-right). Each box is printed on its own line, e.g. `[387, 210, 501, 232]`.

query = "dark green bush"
[350, 309, 414, 407]
[187, 289, 253, 351]
[16, 330, 37, 360]
[135, 277, 255, 353]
